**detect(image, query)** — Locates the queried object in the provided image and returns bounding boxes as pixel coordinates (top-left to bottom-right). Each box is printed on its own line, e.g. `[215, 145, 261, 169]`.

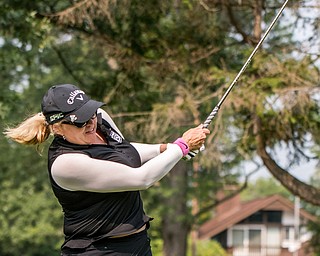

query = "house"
[198, 194, 317, 256]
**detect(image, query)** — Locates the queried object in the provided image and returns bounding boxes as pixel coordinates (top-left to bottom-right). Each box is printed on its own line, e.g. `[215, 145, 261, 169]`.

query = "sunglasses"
[61, 113, 97, 128]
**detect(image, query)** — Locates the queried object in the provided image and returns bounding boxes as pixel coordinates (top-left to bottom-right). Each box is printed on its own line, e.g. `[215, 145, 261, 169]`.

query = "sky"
[249, 153, 318, 183]
[289, 0, 320, 67]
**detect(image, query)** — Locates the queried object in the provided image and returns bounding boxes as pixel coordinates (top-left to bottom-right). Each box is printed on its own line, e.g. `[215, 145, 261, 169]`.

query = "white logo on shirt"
[109, 131, 123, 143]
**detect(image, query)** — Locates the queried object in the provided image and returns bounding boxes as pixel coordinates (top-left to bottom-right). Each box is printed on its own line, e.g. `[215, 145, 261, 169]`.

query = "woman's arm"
[51, 143, 182, 193]
[131, 143, 168, 164]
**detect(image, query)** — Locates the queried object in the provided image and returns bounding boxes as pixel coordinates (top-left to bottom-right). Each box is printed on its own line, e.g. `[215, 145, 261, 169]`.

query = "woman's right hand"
[181, 125, 210, 151]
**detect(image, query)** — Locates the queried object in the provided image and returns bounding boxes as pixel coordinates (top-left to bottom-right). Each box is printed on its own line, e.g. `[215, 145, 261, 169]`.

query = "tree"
[0, 0, 319, 255]
[304, 162, 320, 254]
[241, 177, 291, 201]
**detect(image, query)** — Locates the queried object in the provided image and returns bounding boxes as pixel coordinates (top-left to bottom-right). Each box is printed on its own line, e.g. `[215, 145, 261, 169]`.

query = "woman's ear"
[51, 123, 63, 135]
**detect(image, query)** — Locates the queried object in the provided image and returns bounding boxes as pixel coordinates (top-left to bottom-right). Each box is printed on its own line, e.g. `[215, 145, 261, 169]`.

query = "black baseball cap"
[41, 84, 105, 124]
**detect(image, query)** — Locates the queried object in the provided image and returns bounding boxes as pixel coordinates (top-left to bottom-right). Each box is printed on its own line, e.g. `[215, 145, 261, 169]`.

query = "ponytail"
[4, 113, 51, 145]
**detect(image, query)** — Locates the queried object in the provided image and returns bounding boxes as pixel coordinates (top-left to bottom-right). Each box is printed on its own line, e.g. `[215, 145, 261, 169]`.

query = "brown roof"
[198, 194, 317, 240]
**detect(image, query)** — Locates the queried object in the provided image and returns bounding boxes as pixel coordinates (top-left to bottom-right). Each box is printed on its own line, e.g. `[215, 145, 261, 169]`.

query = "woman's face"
[53, 114, 99, 145]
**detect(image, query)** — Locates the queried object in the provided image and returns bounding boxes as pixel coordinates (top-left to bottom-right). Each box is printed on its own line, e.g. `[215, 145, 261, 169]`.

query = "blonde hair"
[4, 113, 51, 145]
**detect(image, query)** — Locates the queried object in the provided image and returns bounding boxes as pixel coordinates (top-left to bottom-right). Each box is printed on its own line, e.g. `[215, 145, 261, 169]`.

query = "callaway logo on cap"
[41, 84, 105, 124]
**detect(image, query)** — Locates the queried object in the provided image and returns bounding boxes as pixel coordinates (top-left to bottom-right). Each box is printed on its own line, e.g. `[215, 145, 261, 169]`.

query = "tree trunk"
[162, 160, 190, 256]
[253, 0, 263, 42]
[254, 115, 320, 205]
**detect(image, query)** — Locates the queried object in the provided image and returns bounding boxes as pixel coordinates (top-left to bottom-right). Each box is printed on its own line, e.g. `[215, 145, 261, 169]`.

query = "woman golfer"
[5, 84, 209, 255]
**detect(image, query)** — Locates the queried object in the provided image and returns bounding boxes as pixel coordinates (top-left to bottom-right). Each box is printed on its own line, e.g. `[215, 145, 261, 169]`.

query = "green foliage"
[308, 220, 320, 256]
[187, 239, 227, 256]
[0, 180, 62, 255]
[0, 129, 60, 255]
[241, 177, 291, 202]
[305, 164, 320, 253]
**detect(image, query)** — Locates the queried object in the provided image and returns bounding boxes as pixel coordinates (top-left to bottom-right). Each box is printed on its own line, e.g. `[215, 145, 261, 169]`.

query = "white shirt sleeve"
[51, 143, 183, 193]
[130, 143, 161, 164]
[97, 108, 124, 138]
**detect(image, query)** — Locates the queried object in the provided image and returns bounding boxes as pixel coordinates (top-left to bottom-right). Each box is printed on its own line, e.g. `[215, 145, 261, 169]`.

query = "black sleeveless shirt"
[47, 119, 152, 249]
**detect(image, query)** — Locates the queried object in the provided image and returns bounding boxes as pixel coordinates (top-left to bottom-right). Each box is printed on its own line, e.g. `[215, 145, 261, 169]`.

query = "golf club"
[185, 0, 290, 160]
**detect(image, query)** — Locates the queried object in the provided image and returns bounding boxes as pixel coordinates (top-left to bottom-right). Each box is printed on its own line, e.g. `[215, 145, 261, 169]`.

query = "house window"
[229, 225, 281, 255]
[249, 229, 261, 254]
[228, 225, 265, 251]
[248, 211, 263, 223]
[266, 211, 282, 223]
[232, 229, 244, 246]
[239, 211, 263, 224]
[239, 211, 282, 224]
[249, 229, 261, 246]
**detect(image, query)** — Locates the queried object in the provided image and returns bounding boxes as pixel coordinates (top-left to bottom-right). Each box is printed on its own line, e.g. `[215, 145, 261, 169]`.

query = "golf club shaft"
[185, 0, 289, 160]
[202, 0, 289, 128]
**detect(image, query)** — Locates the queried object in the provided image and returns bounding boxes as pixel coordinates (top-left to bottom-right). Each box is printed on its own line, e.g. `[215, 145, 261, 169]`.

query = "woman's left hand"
[181, 125, 210, 151]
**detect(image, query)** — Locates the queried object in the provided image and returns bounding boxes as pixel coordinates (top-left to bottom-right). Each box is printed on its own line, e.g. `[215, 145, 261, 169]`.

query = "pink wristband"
[173, 138, 189, 156]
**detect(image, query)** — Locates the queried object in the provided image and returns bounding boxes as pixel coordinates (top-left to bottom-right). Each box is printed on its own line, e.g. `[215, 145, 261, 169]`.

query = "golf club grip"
[183, 106, 219, 160]
[183, 149, 199, 160]
[203, 106, 220, 128]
